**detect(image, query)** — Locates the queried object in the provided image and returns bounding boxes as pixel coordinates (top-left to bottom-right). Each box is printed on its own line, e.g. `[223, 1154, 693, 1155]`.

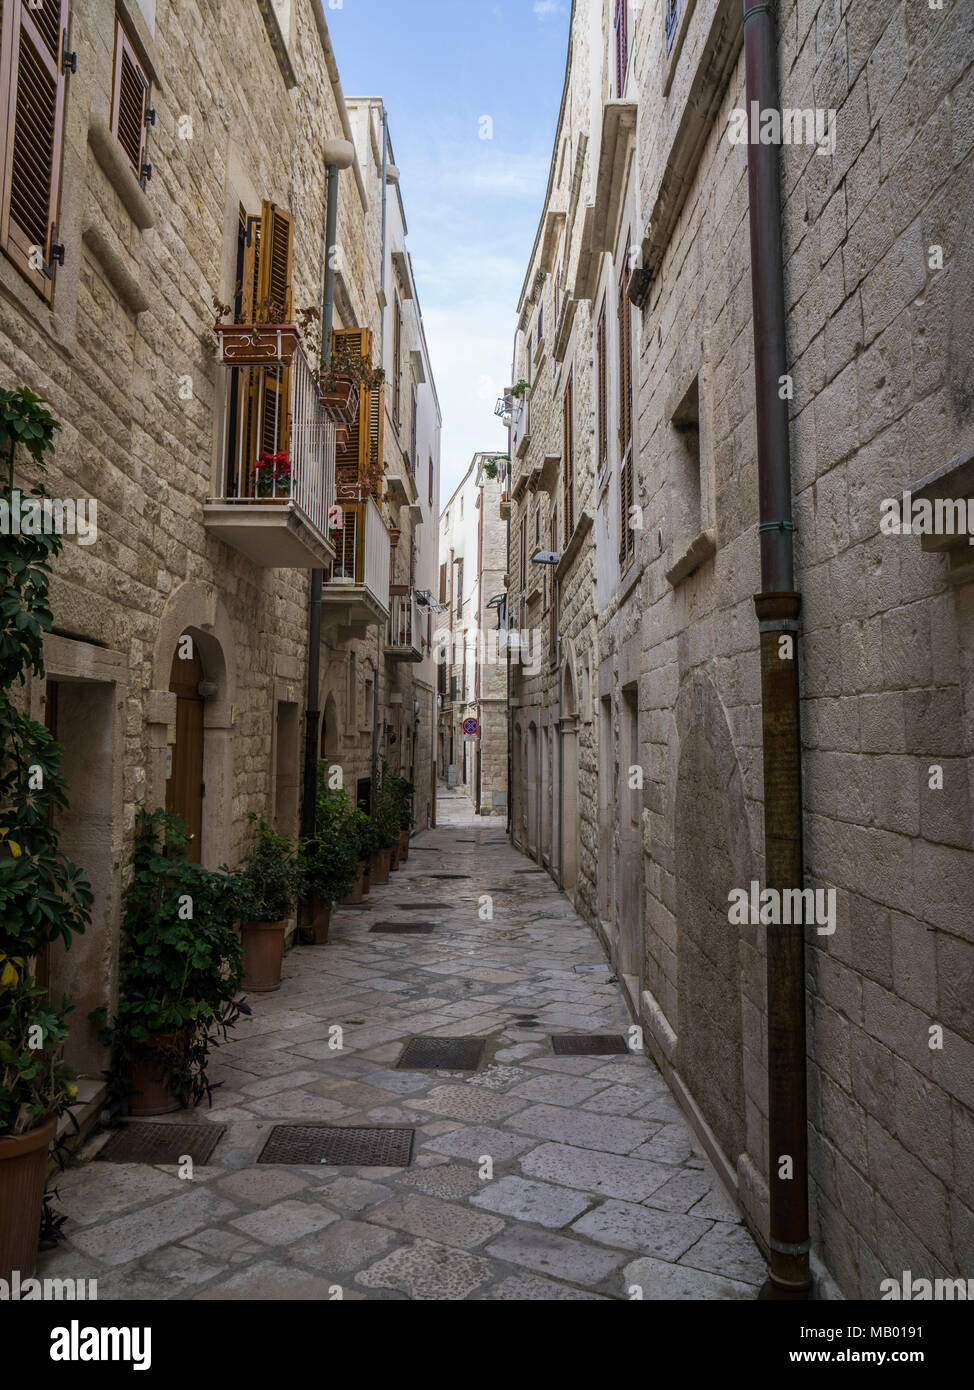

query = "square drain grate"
[97, 1122, 226, 1166]
[423, 873, 470, 880]
[551, 1034, 630, 1056]
[258, 1125, 414, 1167]
[398, 1036, 486, 1070]
[395, 902, 450, 911]
[370, 922, 436, 934]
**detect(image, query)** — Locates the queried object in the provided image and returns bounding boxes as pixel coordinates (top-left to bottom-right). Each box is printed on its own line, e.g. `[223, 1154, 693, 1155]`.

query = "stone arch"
[149, 581, 237, 869]
[321, 690, 340, 762]
[668, 669, 753, 1167]
[526, 719, 539, 860]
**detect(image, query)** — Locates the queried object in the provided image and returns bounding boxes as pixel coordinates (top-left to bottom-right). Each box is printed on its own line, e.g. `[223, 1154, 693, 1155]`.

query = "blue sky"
[324, 0, 571, 501]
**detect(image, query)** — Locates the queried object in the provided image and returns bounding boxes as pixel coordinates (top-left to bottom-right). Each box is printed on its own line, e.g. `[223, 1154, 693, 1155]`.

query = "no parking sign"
[462, 717, 479, 736]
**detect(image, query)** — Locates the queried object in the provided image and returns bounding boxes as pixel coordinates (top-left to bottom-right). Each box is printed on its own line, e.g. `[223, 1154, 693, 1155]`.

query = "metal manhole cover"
[370, 922, 436, 934]
[257, 1125, 414, 1166]
[97, 1122, 226, 1166]
[398, 1036, 486, 1070]
[550, 1034, 630, 1056]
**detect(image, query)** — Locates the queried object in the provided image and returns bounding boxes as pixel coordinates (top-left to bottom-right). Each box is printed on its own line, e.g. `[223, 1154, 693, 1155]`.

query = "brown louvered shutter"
[111, 15, 150, 181]
[257, 200, 293, 322]
[0, 0, 70, 302]
[439, 562, 447, 605]
[563, 370, 575, 540]
[332, 326, 382, 495]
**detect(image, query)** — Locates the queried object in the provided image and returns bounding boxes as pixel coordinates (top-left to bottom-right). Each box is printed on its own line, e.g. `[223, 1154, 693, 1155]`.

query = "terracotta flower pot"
[310, 897, 332, 944]
[320, 376, 357, 423]
[360, 860, 371, 896]
[128, 1032, 189, 1117]
[371, 848, 390, 885]
[399, 830, 410, 861]
[241, 919, 287, 992]
[340, 875, 363, 905]
[217, 323, 300, 364]
[390, 841, 401, 871]
[0, 1115, 57, 1282]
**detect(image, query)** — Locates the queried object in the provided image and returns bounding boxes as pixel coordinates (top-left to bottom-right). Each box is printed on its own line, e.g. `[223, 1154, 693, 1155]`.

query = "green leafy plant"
[482, 455, 510, 482]
[238, 814, 298, 923]
[0, 386, 91, 1139]
[319, 339, 385, 396]
[510, 380, 530, 399]
[91, 809, 250, 1109]
[299, 775, 362, 909]
[369, 763, 410, 850]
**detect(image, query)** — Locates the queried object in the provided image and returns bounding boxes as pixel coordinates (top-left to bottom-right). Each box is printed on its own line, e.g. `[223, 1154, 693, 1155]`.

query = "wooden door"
[167, 638, 204, 863]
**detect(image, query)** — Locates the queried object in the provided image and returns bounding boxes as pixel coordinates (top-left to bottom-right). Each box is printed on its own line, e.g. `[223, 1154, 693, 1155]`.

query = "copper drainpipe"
[743, 0, 811, 1298]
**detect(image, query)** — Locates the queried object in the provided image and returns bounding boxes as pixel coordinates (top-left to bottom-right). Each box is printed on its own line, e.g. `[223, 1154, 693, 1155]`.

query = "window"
[563, 370, 575, 540]
[615, 0, 629, 96]
[225, 201, 294, 496]
[409, 382, 417, 473]
[550, 510, 559, 664]
[0, 0, 71, 302]
[111, 12, 151, 184]
[393, 293, 403, 425]
[665, 0, 680, 54]
[520, 516, 527, 591]
[618, 234, 635, 566]
[439, 562, 447, 604]
[455, 557, 464, 618]
[537, 299, 544, 345]
[596, 301, 608, 476]
[428, 457, 434, 507]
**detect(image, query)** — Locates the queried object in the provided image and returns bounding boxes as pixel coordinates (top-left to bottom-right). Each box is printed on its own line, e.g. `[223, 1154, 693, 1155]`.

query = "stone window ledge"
[88, 117, 155, 231]
[662, 0, 699, 98]
[666, 527, 716, 587]
[555, 508, 594, 582]
[911, 447, 974, 585]
[82, 226, 149, 314]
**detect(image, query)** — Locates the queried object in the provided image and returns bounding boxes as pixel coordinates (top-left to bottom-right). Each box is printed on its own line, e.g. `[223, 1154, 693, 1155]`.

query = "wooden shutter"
[256, 200, 293, 322]
[439, 562, 447, 605]
[111, 14, 149, 181]
[332, 326, 383, 497]
[615, 0, 628, 97]
[0, 0, 70, 302]
[563, 371, 575, 540]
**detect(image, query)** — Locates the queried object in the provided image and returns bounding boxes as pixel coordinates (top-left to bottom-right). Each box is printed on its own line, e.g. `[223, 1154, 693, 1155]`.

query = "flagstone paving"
[38, 790, 765, 1300]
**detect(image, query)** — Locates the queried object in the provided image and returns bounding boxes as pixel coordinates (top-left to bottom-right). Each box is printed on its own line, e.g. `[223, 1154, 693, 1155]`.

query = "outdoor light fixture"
[531, 549, 560, 565]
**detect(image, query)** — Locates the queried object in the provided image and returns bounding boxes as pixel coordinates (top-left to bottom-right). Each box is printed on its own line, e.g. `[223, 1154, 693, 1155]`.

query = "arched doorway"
[167, 634, 205, 862]
[321, 692, 339, 762]
[561, 661, 579, 893]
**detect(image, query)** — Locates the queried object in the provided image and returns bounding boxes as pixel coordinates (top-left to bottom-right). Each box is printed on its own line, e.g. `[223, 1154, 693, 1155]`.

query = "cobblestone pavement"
[39, 792, 765, 1300]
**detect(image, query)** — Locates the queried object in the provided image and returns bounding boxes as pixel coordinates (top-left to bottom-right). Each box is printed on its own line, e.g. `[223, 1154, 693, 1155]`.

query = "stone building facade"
[507, 0, 599, 909]
[506, 0, 974, 1298]
[436, 453, 508, 815]
[0, 0, 439, 1114]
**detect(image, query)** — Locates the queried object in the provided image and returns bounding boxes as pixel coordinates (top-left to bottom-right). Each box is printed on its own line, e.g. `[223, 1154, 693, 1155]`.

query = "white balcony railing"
[206, 342, 337, 568]
[387, 589, 423, 660]
[326, 493, 391, 625]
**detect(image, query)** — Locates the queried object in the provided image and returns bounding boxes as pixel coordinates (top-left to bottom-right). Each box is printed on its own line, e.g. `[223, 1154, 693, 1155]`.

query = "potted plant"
[370, 768, 404, 882]
[237, 815, 298, 991]
[0, 387, 92, 1281]
[253, 450, 292, 501]
[300, 779, 361, 944]
[92, 810, 250, 1117]
[319, 339, 385, 425]
[388, 773, 414, 860]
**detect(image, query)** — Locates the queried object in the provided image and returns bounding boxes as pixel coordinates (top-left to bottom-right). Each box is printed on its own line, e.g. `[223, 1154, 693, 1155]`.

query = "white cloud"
[533, 0, 564, 18]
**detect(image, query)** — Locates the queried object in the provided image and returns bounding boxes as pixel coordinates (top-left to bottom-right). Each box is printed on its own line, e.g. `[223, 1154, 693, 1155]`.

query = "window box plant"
[212, 299, 320, 367]
[318, 341, 385, 426]
[253, 450, 292, 501]
[237, 816, 298, 991]
[91, 809, 250, 1118]
[0, 387, 92, 1281]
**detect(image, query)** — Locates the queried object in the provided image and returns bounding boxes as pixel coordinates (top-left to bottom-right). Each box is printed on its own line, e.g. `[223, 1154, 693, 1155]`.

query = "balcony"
[205, 343, 337, 568]
[386, 587, 423, 662]
[512, 392, 531, 459]
[322, 491, 392, 637]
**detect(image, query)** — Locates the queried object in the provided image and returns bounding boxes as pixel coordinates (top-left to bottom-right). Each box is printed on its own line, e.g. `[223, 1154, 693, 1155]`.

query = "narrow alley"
[37, 794, 764, 1302]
